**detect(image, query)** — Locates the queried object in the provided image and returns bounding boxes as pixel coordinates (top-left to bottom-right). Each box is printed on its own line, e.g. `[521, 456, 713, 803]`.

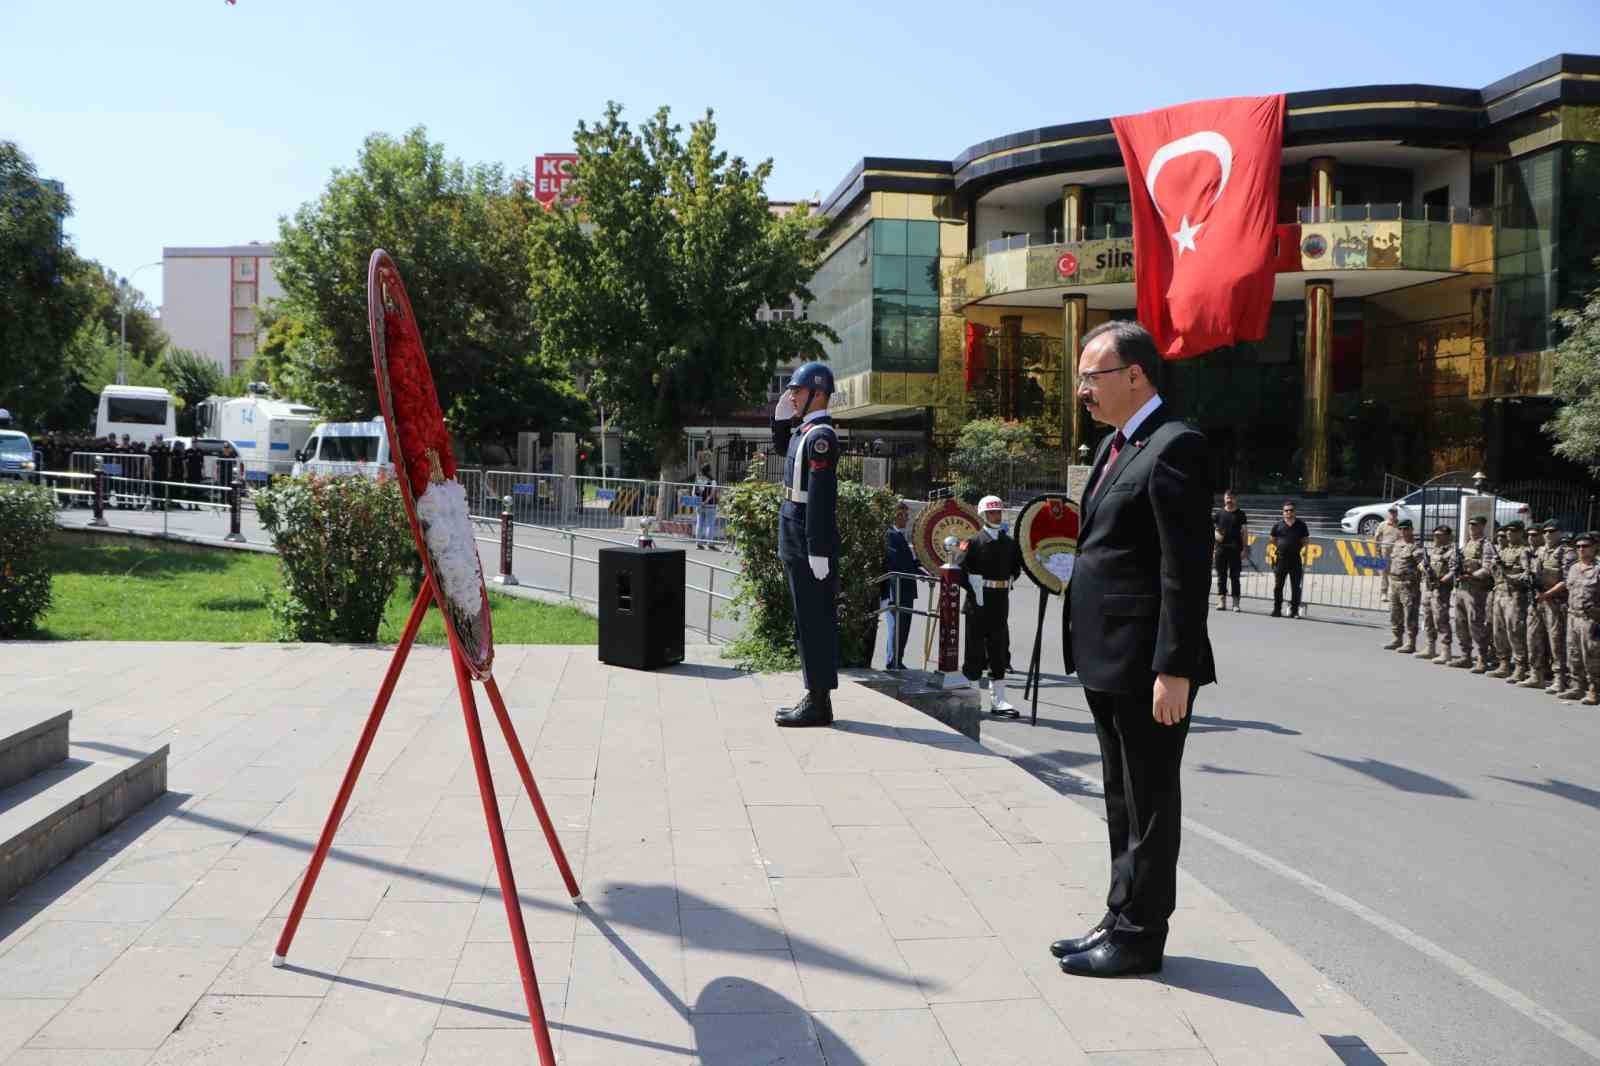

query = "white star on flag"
[1171, 215, 1204, 255]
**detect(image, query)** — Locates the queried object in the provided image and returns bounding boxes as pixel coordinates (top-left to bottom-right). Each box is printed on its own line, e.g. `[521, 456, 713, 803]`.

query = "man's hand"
[774, 391, 797, 421]
[809, 555, 829, 581]
[1153, 673, 1191, 726]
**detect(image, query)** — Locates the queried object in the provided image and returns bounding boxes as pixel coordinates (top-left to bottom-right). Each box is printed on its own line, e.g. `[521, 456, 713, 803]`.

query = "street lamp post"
[118, 260, 163, 386]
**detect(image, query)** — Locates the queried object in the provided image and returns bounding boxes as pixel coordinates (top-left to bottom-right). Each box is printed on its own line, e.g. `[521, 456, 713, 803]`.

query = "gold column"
[1303, 279, 1334, 495]
[1000, 315, 1022, 421]
[1062, 295, 1088, 457]
[1060, 184, 1084, 242]
[1308, 156, 1336, 222]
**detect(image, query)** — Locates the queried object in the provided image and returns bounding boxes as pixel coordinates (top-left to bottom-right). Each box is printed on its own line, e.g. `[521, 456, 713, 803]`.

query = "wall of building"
[972, 202, 1045, 246]
[161, 257, 232, 372]
[1413, 153, 1472, 213]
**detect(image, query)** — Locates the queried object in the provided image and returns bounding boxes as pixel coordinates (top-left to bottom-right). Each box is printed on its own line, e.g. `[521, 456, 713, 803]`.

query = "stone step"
[0, 710, 71, 793]
[0, 743, 168, 902]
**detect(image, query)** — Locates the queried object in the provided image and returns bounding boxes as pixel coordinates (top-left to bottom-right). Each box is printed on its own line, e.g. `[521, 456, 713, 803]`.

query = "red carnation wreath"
[368, 250, 494, 677]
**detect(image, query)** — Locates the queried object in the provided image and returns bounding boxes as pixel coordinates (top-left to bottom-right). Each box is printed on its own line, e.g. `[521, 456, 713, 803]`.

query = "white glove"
[809, 555, 829, 580]
[967, 574, 985, 608]
[774, 391, 796, 421]
[879, 597, 891, 614]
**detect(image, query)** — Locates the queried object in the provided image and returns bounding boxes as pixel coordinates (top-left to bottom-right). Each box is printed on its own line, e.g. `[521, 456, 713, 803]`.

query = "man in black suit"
[1053, 320, 1215, 978]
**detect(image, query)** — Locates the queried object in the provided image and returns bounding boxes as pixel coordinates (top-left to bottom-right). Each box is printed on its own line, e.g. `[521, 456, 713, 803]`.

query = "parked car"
[0, 430, 38, 482]
[1341, 487, 1532, 537]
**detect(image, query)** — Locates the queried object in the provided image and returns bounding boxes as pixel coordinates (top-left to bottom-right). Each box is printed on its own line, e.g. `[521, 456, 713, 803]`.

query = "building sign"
[534, 154, 578, 207]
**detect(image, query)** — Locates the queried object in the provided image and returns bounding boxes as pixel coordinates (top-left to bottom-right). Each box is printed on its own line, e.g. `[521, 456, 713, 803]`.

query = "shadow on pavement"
[1160, 955, 1301, 1015]
[1489, 775, 1600, 811]
[1312, 753, 1472, 798]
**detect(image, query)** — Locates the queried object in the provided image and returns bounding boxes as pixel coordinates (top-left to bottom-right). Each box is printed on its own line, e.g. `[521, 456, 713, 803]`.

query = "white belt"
[786, 488, 808, 504]
[981, 579, 1012, 589]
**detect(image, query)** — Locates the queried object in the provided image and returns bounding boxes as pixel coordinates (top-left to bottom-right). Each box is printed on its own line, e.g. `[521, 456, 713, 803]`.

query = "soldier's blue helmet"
[786, 362, 836, 396]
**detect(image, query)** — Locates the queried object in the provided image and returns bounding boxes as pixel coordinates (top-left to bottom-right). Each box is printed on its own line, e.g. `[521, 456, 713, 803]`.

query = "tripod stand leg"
[483, 676, 582, 901]
[274, 584, 432, 965]
[454, 653, 557, 1066]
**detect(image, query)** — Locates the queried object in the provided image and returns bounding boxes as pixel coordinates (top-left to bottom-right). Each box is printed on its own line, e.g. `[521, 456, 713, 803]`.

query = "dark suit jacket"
[1065, 404, 1216, 694]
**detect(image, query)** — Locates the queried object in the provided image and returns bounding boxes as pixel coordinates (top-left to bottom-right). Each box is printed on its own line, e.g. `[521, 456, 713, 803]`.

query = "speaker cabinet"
[597, 547, 685, 670]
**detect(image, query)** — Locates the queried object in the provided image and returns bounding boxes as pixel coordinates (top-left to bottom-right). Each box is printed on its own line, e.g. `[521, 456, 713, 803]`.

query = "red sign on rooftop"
[533, 154, 578, 207]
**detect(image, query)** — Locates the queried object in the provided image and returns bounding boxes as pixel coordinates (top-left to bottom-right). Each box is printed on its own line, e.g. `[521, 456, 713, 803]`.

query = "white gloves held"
[774, 392, 797, 421]
[809, 555, 830, 581]
[967, 574, 985, 608]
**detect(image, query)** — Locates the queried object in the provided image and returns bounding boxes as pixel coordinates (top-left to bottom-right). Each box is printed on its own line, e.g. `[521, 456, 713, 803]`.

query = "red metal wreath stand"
[272, 582, 579, 1066]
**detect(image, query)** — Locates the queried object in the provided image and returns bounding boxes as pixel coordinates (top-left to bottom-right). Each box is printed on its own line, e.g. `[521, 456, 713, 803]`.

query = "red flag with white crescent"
[1111, 94, 1285, 359]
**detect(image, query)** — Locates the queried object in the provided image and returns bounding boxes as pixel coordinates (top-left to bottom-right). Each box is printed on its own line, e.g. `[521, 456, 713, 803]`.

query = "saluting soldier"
[1451, 515, 1497, 672]
[1490, 520, 1535, 683]
[959, 494, 1025, 717]
[1420, 524, 1457, 663]
[1383, 519, 1422, 653]
[773, 362, 841, 729]
[1530, 521, 1572, 694]
[1547, 531, 1600, 705]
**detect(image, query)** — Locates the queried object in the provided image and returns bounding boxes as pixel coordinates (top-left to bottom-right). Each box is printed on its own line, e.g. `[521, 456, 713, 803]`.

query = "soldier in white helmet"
[958, 495, 1024, 717]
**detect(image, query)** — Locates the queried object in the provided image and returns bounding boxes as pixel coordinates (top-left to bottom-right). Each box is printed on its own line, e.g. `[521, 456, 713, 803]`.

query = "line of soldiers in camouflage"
[1383, 515, 1600, 705]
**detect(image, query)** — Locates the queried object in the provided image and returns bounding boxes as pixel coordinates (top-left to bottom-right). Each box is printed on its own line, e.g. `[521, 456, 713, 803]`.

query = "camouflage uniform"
[1564, 557, 1600, 703]
[1421, 539, 1457, 662]
[1490, 531, 1534, 681]
[1451, 531, 1497, 671]
[1385, 535, 1422, 651]
[1374, 518, 1401, 601]
[1529, 536, 1571, 692]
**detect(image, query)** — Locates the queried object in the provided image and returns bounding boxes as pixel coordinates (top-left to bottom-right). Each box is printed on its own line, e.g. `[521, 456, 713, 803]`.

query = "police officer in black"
[960, 494, 1024, 717]
[774, 362, 841, 728]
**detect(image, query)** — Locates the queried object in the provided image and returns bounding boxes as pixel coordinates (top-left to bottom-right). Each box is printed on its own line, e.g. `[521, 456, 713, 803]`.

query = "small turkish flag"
[1111, 94, 1285, 359]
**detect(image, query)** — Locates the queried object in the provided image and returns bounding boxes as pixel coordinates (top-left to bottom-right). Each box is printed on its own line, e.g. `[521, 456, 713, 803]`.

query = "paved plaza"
[0, 640, 1425, 1064]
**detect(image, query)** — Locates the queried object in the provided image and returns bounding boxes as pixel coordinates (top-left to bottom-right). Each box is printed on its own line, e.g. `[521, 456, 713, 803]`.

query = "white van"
[292, 418, 394, 479]
[95, 385, 176, 445]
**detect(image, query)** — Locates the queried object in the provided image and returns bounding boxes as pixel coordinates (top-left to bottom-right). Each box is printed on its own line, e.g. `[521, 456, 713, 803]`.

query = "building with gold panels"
[808, 53, 1600, 496]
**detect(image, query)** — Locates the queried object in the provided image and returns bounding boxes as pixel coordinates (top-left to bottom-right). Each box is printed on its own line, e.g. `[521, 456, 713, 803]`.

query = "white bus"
[95, 385, 175, 445]
[196, 394, 320, 482]
[292, 418, 394, 479]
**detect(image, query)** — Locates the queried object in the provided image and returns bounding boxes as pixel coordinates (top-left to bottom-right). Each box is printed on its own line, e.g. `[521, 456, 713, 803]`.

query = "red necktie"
[1091, 431, 1125, 498]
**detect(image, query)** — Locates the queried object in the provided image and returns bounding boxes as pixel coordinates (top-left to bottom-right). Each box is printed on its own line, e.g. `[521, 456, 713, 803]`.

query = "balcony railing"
[1296, 203, 1493, 225]
[971, 225, 1134, 262]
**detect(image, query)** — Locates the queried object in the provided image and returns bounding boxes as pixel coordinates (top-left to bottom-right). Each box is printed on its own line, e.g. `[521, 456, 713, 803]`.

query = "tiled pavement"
[0, 642, 1427, 1064]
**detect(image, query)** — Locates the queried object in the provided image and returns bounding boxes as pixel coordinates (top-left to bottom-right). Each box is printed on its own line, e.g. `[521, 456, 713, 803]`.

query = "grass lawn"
[33, 538, 598, 644]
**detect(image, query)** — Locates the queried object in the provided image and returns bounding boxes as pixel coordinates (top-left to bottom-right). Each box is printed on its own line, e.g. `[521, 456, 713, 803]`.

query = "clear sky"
[3, 0, 1596, 310]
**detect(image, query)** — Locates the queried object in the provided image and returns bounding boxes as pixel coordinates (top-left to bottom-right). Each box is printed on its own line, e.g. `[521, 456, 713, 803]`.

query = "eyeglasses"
[1077, 364, 1133, 386]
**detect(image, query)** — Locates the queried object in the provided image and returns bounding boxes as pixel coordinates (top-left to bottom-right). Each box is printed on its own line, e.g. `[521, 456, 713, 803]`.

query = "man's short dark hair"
[1282, 501, 1296, 509]
[1224, 488, 1237, 497]
[1081, 320, 1161, 386]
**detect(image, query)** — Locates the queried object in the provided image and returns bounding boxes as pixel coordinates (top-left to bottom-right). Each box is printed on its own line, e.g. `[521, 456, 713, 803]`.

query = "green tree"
[527, 103, 833, 474]
[271, 127, 586, 449]
[70, 259, 168, 366]
[160, 349, 223, 435]
[1547, 259, 1600, 474]
[0, 141, 94, 428]
[949, 418, 1037, 503]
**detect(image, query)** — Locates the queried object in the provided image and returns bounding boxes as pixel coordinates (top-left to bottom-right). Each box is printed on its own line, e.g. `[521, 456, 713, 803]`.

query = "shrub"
[0, 482, 58, 637]
[254, 475, 418, 643]
[949, 418, 1037, 503]
[721, 473, 897, 672]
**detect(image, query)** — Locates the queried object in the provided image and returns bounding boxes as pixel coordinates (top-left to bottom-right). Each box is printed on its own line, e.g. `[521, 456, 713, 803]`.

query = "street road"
[58, 501, 1600, 1064]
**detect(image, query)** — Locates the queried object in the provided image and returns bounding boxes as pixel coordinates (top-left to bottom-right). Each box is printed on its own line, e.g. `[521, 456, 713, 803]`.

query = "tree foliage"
[270, 127, 588, 449]
[949, 418, 1038, 503]
[528, 103, 833, 472]
[0, 482, 58, 638]
[1547, 259, 1600, 476]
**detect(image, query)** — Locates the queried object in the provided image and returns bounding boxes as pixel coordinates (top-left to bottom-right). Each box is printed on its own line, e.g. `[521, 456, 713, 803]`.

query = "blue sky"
[3, 0, 1596, 310]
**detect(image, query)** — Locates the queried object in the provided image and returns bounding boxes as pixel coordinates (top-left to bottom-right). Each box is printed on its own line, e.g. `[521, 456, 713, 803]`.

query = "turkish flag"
[1111, 94, 1285, 358]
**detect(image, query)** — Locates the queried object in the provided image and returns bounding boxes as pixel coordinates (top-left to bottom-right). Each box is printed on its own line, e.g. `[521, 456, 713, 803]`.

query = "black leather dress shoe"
[775, 692, 833, 728]
[1059, 939, 1163, 977]
[1049, 925, 1111, 959]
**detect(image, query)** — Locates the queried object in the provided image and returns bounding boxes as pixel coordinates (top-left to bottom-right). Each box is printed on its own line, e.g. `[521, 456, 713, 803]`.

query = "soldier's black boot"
[775, 690, 833, 728]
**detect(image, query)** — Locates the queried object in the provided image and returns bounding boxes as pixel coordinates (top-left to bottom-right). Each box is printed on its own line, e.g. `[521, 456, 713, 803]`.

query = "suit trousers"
[1272, 564, 1303, 613]
[1214, 549, 1242, 600]
[1086, 684, 1196, 943]
[784, 559, 838, 692]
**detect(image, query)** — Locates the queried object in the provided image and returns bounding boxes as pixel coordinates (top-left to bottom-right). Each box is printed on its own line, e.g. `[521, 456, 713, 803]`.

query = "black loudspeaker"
[598, 547, 685, 670]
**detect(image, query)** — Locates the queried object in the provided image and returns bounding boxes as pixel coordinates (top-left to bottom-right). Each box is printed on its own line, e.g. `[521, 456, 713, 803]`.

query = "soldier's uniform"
[1561, 534, 1600, 705]
[1529, 522, 1571, 693]
[1374, 515, 1401, 602]
[1490, 521, 1534, 682]
[1451, 518, 1497, 672]
[1383, 521, 1422, 653]
[1421, 527, 1458, 663]
[958, 498, 1024, 717]
[775, 362, 840, 728]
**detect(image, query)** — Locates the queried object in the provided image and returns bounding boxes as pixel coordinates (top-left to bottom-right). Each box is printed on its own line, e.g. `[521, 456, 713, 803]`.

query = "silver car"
[1341, 487, 1532, 537]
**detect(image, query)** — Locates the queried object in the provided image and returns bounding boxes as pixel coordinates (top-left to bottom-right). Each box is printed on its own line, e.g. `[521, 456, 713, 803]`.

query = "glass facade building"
[807, 55, 1600, 494]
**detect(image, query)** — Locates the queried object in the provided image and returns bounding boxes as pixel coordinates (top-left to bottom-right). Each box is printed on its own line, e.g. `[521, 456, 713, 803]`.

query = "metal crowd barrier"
[69, 451, 152, 510]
